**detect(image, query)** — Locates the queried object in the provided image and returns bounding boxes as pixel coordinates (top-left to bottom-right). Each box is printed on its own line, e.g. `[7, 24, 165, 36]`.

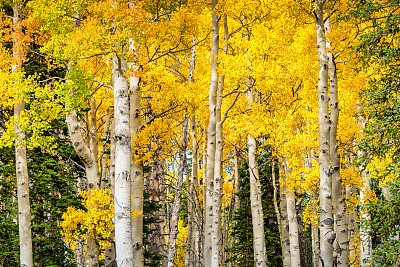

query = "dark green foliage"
[227, 149, 282, 267]
[340, 0, 400, 161]
[143, 190, 165, 266]
[340, 1, 400, 264]
[364, 177, 400, 266]
[0, 142, 19, 266]
[0, 118, 85, 266]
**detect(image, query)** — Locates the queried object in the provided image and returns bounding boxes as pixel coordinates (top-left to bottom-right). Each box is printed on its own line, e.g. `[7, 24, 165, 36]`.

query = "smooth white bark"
[129, 41, 145, 267]
[204, 0, 219, 265]
[315, 3, 335, 266]
[113, 52, 134, 267]
[13, 2, 33, 266]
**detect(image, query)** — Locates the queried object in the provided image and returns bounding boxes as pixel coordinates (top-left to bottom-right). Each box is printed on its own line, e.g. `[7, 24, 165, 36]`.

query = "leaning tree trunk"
[204, 0, 219, 265]
[13, 2, 33, 267]
[327, 18, 349, 266]
[129, 41, 145, 267]
[167, 115, 189, 267]
[315, 2, 335, 266]
[112, 52, 134, 266]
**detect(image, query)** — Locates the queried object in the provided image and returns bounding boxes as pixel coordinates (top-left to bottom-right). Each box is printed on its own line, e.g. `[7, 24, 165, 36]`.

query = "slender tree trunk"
[167, 116, 189, 267]
[283, 161, 301, 267]
[234, 147, 240, 213]
[201, 130, 207, 267]
[186, 169, 193, 267]
[100, 110, 110, 190]
[311, 188, 320, 267]
[248, 135, 267, 267]
[315, 2, 335, 266]
[112, 52, 134, 267]
[105, 121, 116, 267]
[279, 162, 291, 267]
[247, 89, 267, 267]
[360, 171, 372, 266]
[327, 19, 349, 266]
[186, 40, 198, 267]
[129, 41, 145, 267]
[191, 116, 200, 267]
[13, 2, 33, 266]
[205, 0, 219, 265]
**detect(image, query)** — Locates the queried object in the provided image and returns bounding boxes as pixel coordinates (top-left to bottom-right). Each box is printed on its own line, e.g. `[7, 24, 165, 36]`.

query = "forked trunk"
[112, 52, 134, 266]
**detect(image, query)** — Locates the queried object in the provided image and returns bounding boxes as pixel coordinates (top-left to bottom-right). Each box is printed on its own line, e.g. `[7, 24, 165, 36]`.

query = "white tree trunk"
[327, 18, 349, 266]
[129, 41, 145, 267]
[247, 86, 267, 267]
[167, 116, 189, 267]
[311, 188, 320, 267]
[248, 135, 267, 267]
[204, 0, 219, 265]
[315, 2, 335, 266]
[283, 162, 301, 267]
[360, 171, 372, 266]
[13, 2, 33, 266]
[113, 52, 134, 266]
[279, 162, 291, 267]
[105, 120, 116, 267]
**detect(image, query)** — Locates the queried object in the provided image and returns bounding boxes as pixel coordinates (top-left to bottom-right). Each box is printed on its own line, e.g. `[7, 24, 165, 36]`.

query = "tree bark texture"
[327, 19, 349, 266]
[105, 121, 116, 267]
[13, 2, 33, 266]
[279, 162, 291, 267]
[129, 41, 145, 267]
[315, 2, 335, 266]
[283, 161, 301, 267]
[204, 0, 219, 265]
[113, 52, 134, 267]
[247, 87, 267, 267]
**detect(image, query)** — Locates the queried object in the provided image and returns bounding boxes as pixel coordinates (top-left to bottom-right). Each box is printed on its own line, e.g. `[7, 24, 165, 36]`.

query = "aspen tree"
[105, 121, 116, 266]
[360, 171, 372, 266]
[212, 12, 229, 266]
[327, 18, 349, 266]
[13, 2, 33, 266]
[279, 162, 291, 267]
[204, 0, 219, 265]
[112, 52, 134, 266]
[63, 13, 100, 266]
[247, 84, 267, 267]
[284, 160, 301, 267]
[167, 115, 189, 267]
[314, 2, 335, 266]
[129, 42, 145, 267]
[185, 39, 200, 267]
